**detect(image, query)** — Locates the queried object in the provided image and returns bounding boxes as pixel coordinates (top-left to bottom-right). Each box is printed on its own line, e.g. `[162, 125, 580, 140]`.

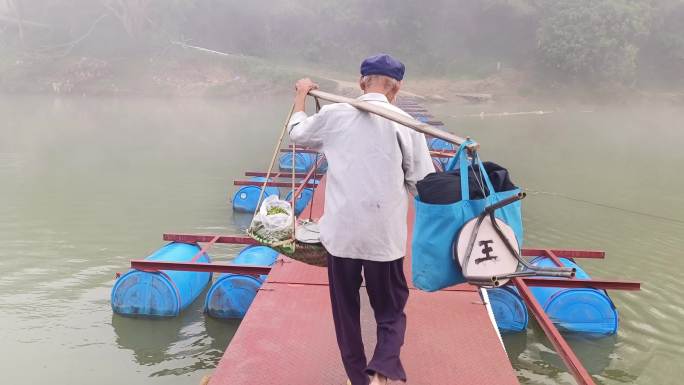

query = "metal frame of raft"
[128, 93, 640, 385]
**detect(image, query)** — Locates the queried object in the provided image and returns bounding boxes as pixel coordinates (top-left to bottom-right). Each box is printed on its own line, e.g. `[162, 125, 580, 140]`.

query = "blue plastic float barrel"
[111, 242, 211, 317]
[487, 286, 528, 334]
[428, 137, 455, 152]
[204, 246, 279, 319]
[232, 245, 279, 267]
[232, 176, 279, 213]
[279, 152, 327, 173]
[529, 257, 618, 335]
[279, 152, 315, 173]
[285, 179, 320, 216]
[286, 188, 315, 215]
[428, 138, 455, 169]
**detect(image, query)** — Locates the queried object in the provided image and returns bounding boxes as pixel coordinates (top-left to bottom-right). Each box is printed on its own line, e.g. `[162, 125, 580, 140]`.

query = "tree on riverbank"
[536, 0, 651, 87]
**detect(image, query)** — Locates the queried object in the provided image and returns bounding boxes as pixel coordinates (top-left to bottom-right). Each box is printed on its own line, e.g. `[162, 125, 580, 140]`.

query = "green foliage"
[640, 0, 684, 85]
[536, 0, 652, 85]
[0, 0, 681, 91]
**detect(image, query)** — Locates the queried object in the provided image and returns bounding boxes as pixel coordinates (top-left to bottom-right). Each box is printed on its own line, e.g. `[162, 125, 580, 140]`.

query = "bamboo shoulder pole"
[308, 90, 478, 150]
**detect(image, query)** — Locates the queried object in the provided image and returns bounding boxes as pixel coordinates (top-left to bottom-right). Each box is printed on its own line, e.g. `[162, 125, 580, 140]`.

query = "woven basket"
[247, 230, 328, 267]
[289, 241, 328, 267]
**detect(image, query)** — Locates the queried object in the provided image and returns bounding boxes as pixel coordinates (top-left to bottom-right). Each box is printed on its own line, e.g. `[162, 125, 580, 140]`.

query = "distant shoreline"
[2, 55, 682, 106]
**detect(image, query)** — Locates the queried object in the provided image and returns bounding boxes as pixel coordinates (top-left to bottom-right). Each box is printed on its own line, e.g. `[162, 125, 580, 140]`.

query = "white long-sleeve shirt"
[288, 93, 434, 262]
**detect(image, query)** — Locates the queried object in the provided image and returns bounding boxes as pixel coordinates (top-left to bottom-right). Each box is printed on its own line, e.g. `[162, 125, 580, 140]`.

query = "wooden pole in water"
[308, 90, 478, 150]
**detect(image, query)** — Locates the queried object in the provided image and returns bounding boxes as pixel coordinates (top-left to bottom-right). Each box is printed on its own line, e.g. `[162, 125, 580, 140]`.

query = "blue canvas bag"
[411, 141, 524, 291]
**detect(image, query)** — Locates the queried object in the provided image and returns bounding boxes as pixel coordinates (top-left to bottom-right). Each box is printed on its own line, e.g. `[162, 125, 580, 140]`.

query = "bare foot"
[369, 373, 388, 385]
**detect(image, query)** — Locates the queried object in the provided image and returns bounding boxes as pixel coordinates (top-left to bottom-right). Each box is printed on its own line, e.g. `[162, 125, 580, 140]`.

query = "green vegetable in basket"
[267, 206, 290, 216]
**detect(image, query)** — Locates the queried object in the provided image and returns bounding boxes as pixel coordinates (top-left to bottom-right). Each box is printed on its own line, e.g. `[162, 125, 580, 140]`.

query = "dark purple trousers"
[327, 253, 409, 385]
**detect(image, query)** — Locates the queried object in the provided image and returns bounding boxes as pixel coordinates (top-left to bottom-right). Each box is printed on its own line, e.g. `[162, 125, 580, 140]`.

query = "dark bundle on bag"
[417, 161, 517, 204]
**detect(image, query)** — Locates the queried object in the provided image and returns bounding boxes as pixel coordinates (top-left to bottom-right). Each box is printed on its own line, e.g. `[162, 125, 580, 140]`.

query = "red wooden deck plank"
[209, 272, 518, 385]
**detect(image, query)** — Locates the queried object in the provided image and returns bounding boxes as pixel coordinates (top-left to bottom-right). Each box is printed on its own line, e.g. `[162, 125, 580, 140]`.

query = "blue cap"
[360, 54, 405, 81]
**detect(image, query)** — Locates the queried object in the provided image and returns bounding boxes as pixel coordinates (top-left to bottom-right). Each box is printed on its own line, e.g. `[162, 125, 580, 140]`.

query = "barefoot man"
[288, 54, 434, 385]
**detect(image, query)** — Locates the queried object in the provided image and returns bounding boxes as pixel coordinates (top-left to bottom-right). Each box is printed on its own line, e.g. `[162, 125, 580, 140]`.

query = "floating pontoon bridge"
[121, 91, 640, 385]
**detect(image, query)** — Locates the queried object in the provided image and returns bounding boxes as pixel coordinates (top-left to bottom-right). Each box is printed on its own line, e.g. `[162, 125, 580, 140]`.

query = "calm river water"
[0, 95, 682, 385]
